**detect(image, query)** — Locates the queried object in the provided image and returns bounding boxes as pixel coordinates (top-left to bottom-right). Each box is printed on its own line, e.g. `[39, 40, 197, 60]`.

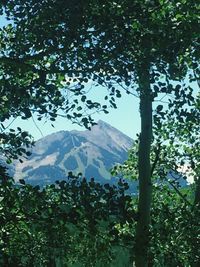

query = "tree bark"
[134, 65, 152, 267]
[192, 174, 200, 267]
[194, 176, 200, 206]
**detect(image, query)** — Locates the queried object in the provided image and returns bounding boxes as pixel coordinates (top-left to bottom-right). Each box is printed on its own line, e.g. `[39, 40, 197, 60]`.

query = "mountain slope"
[14, 120, 133, 186]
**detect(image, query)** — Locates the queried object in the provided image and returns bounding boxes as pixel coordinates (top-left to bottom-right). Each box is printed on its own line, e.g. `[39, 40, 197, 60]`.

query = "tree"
[1, 1, 200, 266]
[112, 90, 200, 265]
[0, 170, 135, 267]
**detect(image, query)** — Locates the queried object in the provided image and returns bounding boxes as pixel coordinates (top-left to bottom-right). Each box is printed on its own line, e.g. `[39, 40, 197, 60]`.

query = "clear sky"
[0, 15, 141, 140]
[6, 89, 141, 140]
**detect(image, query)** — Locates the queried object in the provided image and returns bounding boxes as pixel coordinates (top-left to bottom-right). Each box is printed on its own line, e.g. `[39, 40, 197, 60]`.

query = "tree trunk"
[194, 176, 200, 206]
[134, 65, 152, 267]
[192, 174, 200, 267]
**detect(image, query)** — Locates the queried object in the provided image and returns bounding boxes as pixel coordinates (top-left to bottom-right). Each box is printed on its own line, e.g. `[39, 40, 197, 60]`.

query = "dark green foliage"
[1, 165, 200, 267]
[0, 128, 34, 161]
[0, 1, 199, 266]
[0, 170, 135, 266]
[149, 185, 200, 267]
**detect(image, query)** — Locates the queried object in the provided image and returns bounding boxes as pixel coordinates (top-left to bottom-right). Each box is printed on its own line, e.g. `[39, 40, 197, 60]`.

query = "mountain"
[14, 120, 133, 186]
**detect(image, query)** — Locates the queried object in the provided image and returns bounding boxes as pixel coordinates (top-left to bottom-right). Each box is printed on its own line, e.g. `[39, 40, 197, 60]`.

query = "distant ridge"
[14, 120, 133, 186]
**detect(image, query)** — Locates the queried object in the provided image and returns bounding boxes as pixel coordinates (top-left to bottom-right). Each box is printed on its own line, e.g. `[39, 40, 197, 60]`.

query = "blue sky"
[6, 88, 140, 140]
[0, 16, 141, 140]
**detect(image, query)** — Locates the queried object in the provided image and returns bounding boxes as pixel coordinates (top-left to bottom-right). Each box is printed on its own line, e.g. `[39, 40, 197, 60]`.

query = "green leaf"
[157, 105, 163, 112]
[19, 179, 26, 185]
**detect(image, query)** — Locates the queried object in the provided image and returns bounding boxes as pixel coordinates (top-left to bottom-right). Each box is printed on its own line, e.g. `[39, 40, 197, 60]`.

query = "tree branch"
[151, 142, 161, 177]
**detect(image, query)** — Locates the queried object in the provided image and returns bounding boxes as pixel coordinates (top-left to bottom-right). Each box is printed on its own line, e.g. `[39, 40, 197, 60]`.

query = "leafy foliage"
[0, 170, 135, 266]
[150, 184, 200, 266]
[0, 1, 199, 266]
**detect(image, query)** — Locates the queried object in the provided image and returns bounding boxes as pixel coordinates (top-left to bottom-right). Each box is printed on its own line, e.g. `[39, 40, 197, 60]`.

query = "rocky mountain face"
[14, 120, 133, 186]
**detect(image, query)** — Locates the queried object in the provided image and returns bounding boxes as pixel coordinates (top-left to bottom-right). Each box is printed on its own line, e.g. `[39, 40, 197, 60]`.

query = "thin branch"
[153, 99, 170, 104]
[167, 179, 192, 206]
[31, 115, 44, 138]
[0, 118, 17, 132]
[151, 143, 162, 176]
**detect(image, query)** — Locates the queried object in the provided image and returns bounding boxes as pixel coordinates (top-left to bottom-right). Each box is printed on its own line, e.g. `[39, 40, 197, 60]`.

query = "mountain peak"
[97, 120, 111, 127]
[14, 121, 133, 186]
[86, 120, 132, 151]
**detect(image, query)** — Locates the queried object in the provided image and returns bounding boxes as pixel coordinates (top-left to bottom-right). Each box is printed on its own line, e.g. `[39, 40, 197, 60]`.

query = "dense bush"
[0, 167, 135, 267]
[1, 165, 200, 266]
